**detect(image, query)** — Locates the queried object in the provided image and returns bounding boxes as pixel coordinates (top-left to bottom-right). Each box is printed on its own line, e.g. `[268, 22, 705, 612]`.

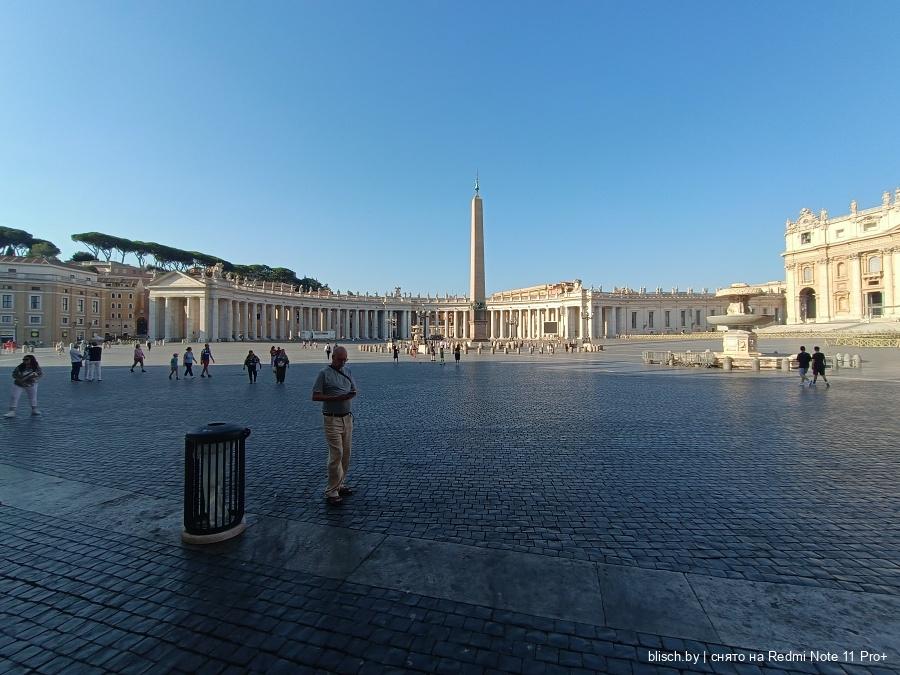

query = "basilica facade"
[783, 190, 900, 324]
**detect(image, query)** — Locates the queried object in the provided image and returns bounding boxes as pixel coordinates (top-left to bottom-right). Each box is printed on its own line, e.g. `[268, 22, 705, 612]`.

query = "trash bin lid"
[185, 422, 250, 442]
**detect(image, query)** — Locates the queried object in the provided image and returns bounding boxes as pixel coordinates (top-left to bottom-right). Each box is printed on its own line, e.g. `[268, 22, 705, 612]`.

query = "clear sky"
[2, 1, 898, 296]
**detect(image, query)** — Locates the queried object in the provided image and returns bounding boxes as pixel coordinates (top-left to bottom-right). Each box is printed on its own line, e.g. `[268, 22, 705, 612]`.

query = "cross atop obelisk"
[469, 174, 489, 341]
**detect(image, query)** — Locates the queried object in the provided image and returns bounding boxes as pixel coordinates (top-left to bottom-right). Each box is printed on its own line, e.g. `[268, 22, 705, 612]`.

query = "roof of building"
[0, 255, 96, 273]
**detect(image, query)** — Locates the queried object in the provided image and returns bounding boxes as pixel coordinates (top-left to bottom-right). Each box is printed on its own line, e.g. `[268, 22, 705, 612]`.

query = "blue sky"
[2, 1, 898, 296]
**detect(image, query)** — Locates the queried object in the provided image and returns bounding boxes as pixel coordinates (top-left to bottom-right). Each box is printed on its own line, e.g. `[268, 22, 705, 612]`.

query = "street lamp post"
[581, 309, 593, 343]
[507, 313, 518, 340]
[13, 319, 18, 347]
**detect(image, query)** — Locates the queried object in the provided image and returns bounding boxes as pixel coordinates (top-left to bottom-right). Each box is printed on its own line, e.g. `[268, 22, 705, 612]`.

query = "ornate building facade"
[783, 190, 900, 324]
[88, 261, 154, 339]
[0, 257, 104, 345]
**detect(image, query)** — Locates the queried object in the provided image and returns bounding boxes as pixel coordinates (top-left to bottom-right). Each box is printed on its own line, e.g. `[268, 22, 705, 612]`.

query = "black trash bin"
[182, 422, 250, 544]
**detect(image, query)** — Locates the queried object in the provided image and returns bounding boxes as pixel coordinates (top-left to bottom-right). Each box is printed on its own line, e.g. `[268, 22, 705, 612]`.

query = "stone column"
[161, 297, 171, 340]
[148, 297, 158, 339]
[883, 248, 895, 317]
[209, 297, 219, 342]
[849, 255, 863, 319]
[227, 299, 235, 340]
[196, 296, 207, 342]
[816, 260, 831, 321]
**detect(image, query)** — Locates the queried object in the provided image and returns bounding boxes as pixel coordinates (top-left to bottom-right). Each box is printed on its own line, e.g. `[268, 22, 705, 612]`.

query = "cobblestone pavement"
[2, 346, 899, 673]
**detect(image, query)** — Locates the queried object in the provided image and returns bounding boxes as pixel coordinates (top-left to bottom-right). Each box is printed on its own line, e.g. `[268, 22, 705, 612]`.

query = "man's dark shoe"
[338, 487, 354, 496]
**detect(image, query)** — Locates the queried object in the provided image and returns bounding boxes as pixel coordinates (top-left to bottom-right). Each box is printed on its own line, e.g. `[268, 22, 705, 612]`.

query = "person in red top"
[200, 344, 215, 377]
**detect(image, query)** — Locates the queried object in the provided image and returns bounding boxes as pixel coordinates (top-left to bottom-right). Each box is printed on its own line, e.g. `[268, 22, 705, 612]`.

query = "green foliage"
[67, 229, 325, 288]
[28, 239, 61, 257]
[298, 276, 325, 292]
[0, 227, 36, 255]
[70, 251, 98, 262]
[71, 232, 117, 261]
[130, 241, 154, 268]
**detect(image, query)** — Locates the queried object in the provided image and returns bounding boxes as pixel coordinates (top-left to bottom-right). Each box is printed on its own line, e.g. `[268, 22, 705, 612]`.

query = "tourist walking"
[430, 345, 436, 362]
[146, 339, 152, 352]
[811, 346, 830, 387]
[200, 344, 215, 377]
[244, 350, 260, 383]
[169, 353, 180, 379]
[325, 344, 332, 361]
[270, 345, 278, 367]
[69, 343, 84, 381]
[796, 346, 812, 386]
[5, 354, 43, 417]
[312, 345, 356, 505]
[454, 343, 461, 365]
[183, 347, 196, 378]
[274, 348, 290, 384]
[393, 345, 399, 363]
[439, 345, 445, 365]
[131, 344, 146, 373]
[85, 341, 103, 382]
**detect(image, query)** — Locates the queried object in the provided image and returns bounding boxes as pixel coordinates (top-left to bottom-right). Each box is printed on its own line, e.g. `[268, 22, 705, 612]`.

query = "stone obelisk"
[469, 175, 489, 341]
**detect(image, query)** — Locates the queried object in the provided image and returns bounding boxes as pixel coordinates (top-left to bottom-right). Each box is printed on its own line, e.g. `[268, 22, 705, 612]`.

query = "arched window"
[802, 267, 813, 283]
[868, 256, 882, 274]
[836, 262, 845, 278]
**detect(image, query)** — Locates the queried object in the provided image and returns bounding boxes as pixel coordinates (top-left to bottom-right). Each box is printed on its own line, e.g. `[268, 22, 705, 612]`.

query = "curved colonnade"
[146, 272, 756, 343]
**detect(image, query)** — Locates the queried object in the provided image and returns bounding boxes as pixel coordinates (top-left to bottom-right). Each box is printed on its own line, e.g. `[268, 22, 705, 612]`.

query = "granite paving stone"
[2, 352, 899, 672]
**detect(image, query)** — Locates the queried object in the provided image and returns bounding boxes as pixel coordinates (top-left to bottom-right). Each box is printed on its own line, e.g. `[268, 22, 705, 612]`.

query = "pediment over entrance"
[146, 271, 209, 290]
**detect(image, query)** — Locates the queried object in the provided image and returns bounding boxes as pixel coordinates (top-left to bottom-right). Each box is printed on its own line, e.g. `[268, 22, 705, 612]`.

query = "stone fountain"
[706, 284, 772, 357]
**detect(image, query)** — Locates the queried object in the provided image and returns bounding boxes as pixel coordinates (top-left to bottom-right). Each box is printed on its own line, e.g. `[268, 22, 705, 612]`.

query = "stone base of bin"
[182, 518, 246, 545]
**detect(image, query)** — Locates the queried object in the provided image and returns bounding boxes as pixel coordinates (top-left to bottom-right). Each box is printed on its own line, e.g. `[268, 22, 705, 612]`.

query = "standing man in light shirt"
[312, 345, 357, 505]
[69, 343, 84, 381]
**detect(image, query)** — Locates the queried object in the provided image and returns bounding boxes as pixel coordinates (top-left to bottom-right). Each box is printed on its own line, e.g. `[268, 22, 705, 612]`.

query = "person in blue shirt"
[183, 347, 196, 378]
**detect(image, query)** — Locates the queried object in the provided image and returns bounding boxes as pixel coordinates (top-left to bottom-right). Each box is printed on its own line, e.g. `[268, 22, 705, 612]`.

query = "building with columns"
[146, 270, 786, 343]
[783, 190, 900, 324]
[146, 270, 479, 343]
[145, 186, 789, 343]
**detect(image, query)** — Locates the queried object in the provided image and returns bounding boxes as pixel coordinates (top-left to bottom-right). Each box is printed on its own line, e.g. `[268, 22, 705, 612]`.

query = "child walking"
[169, 353, 180, 379]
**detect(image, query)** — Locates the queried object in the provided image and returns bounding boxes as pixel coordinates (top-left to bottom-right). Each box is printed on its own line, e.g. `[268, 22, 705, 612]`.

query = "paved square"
[2, 341, 899, 673]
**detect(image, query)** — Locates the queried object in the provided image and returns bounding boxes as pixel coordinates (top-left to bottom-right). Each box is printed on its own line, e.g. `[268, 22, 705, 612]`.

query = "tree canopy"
[0, 226, 325, 290]
[1, 227, 39, 256]
[28, 239, 61, 257]
[68, 231, 326, 289]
